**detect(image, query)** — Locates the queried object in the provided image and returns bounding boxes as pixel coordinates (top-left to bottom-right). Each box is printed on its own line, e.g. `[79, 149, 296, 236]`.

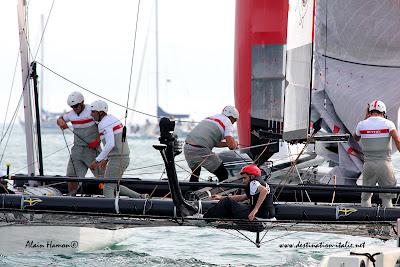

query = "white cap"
[67, 91, 84, 107]
[222, 105, 239, 119]
[368, 100, 386, 113]
[90, 100, 108, 113]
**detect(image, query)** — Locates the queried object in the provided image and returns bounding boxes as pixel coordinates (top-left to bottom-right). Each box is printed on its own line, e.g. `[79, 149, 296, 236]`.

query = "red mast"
[234, 0, 288, 155]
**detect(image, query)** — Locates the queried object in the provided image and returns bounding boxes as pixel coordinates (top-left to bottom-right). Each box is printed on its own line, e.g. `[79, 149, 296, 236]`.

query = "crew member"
[89, 100, 142, 198]
[354, 100, 400, 208]
[57, 91, 101, 195]
[204, 165, 275, 221]
[184, 106, 239, 183]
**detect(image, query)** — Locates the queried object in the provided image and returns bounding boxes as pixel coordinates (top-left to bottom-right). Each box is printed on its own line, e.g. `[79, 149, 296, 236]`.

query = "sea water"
[0, 126, 397, 266]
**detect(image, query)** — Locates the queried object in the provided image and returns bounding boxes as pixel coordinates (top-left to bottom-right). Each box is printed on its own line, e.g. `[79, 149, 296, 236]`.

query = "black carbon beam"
[155, 117, 197, 216]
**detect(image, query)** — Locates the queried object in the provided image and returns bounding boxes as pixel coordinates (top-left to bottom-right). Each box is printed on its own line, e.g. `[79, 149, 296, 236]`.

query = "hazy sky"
[0, 0, 235, 124]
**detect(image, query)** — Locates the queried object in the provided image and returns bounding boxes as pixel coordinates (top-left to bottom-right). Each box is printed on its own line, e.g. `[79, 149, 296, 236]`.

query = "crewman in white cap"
[354, 100, 400, 208]
[89, 100, 142, 198]
[184, 106, 239, 183]
[57, 91, 101, 195]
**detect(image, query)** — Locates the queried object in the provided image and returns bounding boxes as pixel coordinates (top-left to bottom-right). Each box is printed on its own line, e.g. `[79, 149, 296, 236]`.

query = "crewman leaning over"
[57, 91, 102, 195]
[89, 100, 143, 199]
[353, 100, 400, 208]
[184, 105, 239, 183]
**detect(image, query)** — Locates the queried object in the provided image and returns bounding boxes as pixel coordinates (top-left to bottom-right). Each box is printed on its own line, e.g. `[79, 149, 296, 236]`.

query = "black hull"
[2, 194, 400, 222]
[8, 175, 394, 204]
[0, 194, 201, 217]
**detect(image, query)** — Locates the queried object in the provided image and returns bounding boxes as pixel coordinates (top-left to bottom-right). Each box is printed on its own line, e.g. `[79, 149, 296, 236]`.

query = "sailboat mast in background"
[40, 14, 44, 116]
[155, 0, 159, 115]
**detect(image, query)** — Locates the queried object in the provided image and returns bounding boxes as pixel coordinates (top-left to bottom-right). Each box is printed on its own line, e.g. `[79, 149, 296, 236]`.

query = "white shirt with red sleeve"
[96, 114, 129, 161]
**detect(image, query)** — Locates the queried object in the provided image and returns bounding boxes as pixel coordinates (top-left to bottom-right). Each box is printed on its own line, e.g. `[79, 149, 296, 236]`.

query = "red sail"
[234, 0, 288, 153]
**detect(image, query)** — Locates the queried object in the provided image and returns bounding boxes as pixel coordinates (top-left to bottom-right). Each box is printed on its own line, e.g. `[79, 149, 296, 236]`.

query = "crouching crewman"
[89, 100, 142, 199]
[204, 165, 275, 221]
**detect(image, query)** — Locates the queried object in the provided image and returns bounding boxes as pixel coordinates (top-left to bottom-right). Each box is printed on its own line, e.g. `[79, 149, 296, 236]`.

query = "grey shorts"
[103, 157, 133, 198]
[104, 157, 130, 178]
[361, 160, 396, 200]
[67, 146, 102, 177]
[183, 144, 222, 173]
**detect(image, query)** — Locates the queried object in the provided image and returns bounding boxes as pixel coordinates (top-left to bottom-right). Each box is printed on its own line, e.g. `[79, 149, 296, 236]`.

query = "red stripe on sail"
[71, 118, 93, 124]
[206, 117, 225, 130]
[359, 129, 389, 134]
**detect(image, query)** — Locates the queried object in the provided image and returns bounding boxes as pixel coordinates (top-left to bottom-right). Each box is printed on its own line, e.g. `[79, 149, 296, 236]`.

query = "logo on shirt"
[360, 129, 389, 134]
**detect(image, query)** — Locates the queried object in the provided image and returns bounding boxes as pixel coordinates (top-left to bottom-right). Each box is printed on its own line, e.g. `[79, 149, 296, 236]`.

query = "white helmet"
[67, 91, 84, 107]
[90, 100, 108, 113]
[369, 100, 386, 113]
[222, 105, 239, 119]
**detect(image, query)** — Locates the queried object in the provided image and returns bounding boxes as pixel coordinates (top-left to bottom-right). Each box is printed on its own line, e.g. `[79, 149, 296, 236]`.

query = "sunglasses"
[70, 103, 81, 109]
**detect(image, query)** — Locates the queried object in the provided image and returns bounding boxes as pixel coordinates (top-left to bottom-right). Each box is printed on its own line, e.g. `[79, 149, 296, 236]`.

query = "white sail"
[17, 0, 40, 179]
[283, 0, 315, 141]
[312, 0, 400, 183]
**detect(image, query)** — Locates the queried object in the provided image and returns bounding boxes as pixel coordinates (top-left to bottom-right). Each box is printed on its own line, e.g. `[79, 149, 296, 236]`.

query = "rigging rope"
[1, 52, 20, 142]
[125, 0, 141, 126]
[61, 130, 78, 192]
[286, 143, 312, 203]
[323, 0, 328, 111]
[0, 93, 24, 165]
[1, 0, 56, 171]
[260, 229, 300, 245]
[9, 115, 125, 176]
[147, 168, 167, 199]
[114, 0, 142, 200]
[275, 138, 314, 200]
[323, 54, 400, 68]
[252, 140, 271, 164]
[216, 228, 259, 246]
[11, 141, 73, 175]
[32, 0, 55, 62]
[130, 3, 155, 124]
[35, 62, 200, 123]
